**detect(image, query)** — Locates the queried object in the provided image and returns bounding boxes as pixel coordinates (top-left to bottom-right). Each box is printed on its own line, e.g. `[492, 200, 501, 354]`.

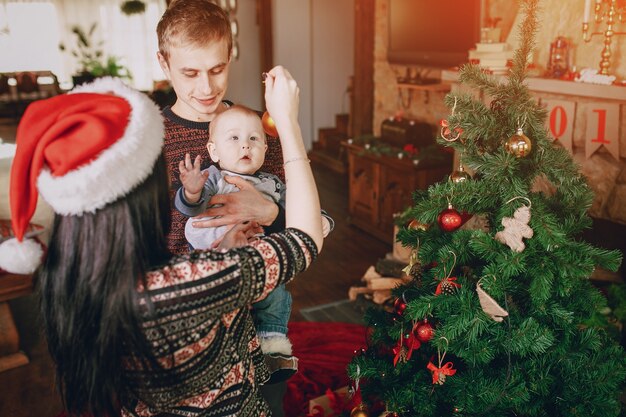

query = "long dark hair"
[38, 154, 171, 417]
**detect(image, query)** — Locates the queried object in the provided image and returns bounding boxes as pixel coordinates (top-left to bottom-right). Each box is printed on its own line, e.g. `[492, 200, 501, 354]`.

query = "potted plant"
[59, 23, 133, 86]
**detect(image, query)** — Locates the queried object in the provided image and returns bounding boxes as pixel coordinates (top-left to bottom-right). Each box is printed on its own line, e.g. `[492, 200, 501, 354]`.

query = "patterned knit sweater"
[121, 228, 317, 417]
[162, 106, 284, 255]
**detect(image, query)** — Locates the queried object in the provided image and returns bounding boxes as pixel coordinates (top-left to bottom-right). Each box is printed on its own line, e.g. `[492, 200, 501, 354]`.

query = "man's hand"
[212, 221, 264, 250]
[179, 153, 209, 203]
[190, 175, 279, 228]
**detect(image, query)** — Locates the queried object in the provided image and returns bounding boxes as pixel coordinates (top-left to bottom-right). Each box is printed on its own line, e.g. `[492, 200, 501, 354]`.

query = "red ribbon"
[435, 277, 461, 295]
[427, 361, 457, 385]
[326, 388, 344, 414]
[393, 332, 421, 366]
[307, 387, 362, 417]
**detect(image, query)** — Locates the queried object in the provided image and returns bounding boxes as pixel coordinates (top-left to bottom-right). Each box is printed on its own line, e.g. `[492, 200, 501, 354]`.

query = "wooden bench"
[0, 272, 34, 372]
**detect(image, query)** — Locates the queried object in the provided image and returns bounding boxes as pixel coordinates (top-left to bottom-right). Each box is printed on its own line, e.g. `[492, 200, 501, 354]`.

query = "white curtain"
[0, 0, 167, 91]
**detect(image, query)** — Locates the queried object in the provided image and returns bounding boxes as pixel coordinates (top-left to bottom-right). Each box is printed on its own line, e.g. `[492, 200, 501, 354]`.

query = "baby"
[175, 104, 332, 383]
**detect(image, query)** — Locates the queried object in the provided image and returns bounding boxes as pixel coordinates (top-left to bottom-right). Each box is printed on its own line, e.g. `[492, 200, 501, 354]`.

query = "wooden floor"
[0, 118, 390, 416]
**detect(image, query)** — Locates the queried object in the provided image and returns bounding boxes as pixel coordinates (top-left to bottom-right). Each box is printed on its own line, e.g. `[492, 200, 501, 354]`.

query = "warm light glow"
[0, 3, 63, 74]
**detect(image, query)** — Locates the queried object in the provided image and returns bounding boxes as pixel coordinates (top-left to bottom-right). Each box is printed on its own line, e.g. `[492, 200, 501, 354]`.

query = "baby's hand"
[179, 153, 209, 202]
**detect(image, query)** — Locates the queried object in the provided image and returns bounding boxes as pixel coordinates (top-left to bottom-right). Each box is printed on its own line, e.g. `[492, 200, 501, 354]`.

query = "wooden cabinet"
[345, 143, 451, 243]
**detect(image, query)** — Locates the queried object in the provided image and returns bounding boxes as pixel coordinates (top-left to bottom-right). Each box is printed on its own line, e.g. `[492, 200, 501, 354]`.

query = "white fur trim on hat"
[37, 77, 164, 215]
[0, 238, 43, 274]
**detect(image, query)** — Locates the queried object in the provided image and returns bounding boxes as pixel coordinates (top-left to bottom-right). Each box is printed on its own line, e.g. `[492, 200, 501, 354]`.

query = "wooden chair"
[14, 72, 38, 117]
[0, 73, 18, 120]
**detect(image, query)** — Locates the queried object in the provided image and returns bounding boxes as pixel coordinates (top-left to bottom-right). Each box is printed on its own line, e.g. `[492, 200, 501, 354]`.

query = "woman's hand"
[212, 221, 264, 250]
[263, 66, 299, 135]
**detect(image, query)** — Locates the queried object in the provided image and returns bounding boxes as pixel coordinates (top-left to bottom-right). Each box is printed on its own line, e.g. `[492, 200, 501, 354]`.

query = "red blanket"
[284, 321, 366, 417]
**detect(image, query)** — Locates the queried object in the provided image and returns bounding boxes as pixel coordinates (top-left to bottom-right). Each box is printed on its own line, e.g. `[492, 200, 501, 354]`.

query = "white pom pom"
[0, 238, 44, 275]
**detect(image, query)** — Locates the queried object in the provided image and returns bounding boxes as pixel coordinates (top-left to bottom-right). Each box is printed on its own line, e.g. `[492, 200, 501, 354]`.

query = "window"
[0, 0, 167, 91]
[0, 2, 63, 76]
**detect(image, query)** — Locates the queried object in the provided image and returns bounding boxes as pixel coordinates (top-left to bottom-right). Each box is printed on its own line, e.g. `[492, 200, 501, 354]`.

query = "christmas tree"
[348, 1, 626, 416]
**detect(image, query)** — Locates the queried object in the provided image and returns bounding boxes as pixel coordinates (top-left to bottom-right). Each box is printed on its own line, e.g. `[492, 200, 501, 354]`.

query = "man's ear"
[157, 52, 171, 79]
[207, 142, 219, 163]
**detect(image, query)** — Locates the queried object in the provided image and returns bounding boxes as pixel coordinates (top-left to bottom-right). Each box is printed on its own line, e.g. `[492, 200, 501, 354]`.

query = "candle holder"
[582, 0, 626, 75]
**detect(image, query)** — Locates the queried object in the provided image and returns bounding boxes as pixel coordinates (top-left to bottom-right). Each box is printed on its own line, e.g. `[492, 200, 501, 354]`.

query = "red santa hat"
[0, 77, 164, 274]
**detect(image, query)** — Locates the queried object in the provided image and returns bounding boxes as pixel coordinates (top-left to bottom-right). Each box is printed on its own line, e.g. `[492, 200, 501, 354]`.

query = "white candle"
[583, 0, 591, 23]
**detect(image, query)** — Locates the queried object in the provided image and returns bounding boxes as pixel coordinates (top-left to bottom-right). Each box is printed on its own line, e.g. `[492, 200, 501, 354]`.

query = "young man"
[156, 0, 285, 256]
[156, 2, 325, 415]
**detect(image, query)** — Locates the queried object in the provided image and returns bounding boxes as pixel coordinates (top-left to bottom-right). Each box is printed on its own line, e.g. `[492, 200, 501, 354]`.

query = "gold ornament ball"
[408, 219, 429, 231]
[262, 111, 279, 137]
[450, 170, 471, 183]
[505, 129, 532, 158]
[350, 404, 369, 417]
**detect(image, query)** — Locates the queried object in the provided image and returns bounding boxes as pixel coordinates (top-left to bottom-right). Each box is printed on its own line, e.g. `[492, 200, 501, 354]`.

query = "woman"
[0, 67, 322, 417]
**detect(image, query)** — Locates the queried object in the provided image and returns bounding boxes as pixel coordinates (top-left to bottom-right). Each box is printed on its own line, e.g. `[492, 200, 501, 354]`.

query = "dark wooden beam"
[256, 0, 273, 72]
[352, 0, 375, 139]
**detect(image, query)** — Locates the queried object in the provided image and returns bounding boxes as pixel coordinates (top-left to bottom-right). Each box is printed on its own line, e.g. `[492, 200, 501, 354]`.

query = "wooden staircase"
[308, 113, 349, 174]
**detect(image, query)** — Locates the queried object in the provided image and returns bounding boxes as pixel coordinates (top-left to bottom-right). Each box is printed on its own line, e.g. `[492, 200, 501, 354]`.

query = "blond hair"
[157, 0, 232, 62]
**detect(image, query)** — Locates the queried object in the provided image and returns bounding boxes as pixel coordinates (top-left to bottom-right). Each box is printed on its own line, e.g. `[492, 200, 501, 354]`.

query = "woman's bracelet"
[283, 156, 311, 166]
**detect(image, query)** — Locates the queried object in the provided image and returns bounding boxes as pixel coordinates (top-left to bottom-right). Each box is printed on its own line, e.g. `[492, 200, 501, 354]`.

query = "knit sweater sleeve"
[143, 228, 317, 316]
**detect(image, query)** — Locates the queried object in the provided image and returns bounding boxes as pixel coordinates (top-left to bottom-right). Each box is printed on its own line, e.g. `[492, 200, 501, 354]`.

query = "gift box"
[307, 386, 351, 417]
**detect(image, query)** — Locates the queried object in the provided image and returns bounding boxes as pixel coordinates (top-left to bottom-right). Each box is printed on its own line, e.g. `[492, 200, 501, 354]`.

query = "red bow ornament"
[427, 361, 457, 385]
[393, 332, 421, 366]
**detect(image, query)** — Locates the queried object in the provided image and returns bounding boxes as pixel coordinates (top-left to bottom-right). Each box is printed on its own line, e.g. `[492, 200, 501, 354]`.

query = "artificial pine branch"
[509, 0, 539, 85]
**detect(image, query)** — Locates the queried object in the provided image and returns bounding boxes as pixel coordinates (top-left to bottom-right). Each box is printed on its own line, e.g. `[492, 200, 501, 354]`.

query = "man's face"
[207, 111, 267, 175]
[158, 38, 231, 122]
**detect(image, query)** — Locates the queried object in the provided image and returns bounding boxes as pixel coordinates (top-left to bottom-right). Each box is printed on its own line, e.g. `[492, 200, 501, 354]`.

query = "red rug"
[284, 321, 366, 417]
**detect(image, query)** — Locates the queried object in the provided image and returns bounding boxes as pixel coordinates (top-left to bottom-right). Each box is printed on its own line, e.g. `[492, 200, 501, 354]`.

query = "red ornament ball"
[394, 298, 407, 315]
[385, 413, 400, 417]
[414, 321, 434, 342]
[437, 205, 463, 232]
[262, 111, 279, 137]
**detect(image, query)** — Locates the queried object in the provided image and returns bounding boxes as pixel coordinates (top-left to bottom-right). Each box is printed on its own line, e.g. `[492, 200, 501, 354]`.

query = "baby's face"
[207, 111, 267, 175]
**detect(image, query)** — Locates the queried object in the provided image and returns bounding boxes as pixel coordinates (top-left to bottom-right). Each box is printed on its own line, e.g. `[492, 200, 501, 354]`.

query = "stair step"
[309, 149, 347, 175]
[318, 128, 348, 154]
[335, 114, 350, 136]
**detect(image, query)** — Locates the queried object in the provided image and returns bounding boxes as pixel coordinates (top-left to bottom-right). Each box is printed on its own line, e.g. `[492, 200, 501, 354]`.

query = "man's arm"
[188, 175, 280, 228]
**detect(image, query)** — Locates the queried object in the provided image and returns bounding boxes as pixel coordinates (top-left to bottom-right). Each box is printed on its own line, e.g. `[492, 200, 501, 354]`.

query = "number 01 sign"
[542, 99, 620, 160]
